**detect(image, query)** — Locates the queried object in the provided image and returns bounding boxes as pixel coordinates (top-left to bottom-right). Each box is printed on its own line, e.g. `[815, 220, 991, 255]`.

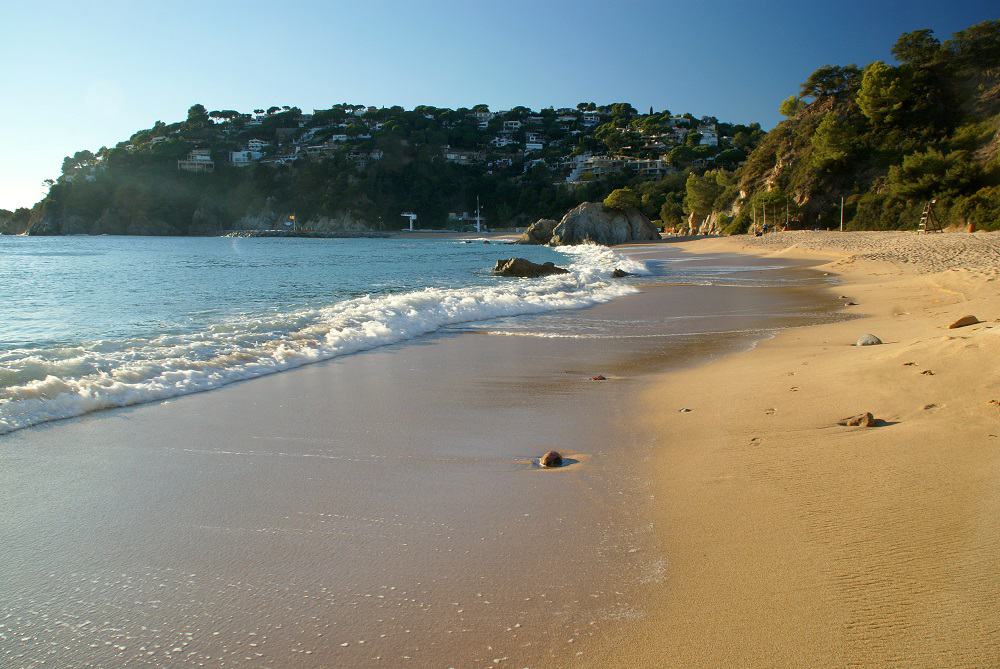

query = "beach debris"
[493, 257, 569, 278]
[611, 268, 633, 278]
[839, 412, 876, 427]
[989, 399, 999, 408]
[948, 315, 980, 329]
[839, 295, 849, 299]
[678, 407, 692, 413]
[923, 403, 938, 410]
[903, 362, 917, 366]
[539, 450, 563, 468]
[845, 301, 858, 306]
[765, 408, 776, 415]
[921, 370, 935, 376]
[855, 334, 883, 346]
[591, 375, 607, 381]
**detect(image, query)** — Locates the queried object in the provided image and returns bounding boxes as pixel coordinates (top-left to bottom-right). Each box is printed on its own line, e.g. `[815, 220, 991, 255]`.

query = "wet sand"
[0, 246, 837, 668]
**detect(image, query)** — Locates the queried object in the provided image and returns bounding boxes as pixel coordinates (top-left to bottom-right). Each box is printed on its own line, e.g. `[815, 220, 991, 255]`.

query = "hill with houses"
[5, 101, 763, 235]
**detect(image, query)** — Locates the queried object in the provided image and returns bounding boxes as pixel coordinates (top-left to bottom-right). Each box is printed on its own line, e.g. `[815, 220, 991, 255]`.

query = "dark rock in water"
[539, 450, 563, 468]
[839, 412, 876, 427]
[548, 202, 661, 246]
[493, 257, 569, 278]
[482, 240, 491, 244]
[591, 375, 607, 381]
[949, 315, 979, 329]
[611, 268, 633, 278]
[516, 218, 559, 245]
[855, 334, 882, 346]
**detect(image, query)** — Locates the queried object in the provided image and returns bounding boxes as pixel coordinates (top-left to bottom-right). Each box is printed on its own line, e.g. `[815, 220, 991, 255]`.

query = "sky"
[0, 0, 995, 211]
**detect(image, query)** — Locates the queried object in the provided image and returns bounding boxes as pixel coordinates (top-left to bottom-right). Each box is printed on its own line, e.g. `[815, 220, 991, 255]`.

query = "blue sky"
[0, 0, 995, 210]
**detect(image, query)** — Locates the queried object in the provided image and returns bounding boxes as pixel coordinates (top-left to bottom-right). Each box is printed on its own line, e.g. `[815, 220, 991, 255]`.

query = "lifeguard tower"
[401, 212, 417, 231]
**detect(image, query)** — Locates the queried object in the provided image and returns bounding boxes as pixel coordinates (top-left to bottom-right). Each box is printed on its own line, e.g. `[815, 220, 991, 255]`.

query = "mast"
[475, 196, 482, 234]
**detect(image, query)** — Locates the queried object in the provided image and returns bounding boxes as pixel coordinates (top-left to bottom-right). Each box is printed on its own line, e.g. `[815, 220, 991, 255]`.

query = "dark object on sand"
[539, 450, 563, 468]
[845, 301, 858, 306]
[591, 375, 607, 381]
[839, 412, 876, 427]
[493, 257, 569, 278]
[949, 315, 980, 329]
[611, 268, 633, 278]
[855, 334, 882, 346]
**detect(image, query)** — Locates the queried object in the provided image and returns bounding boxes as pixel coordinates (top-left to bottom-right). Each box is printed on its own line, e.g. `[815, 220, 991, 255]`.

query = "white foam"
[0, 247, 649, 434]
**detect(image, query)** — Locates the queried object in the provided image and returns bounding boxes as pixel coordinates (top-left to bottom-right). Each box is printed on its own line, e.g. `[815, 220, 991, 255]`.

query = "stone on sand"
[948, 315, 980, 329]
[839, 412, 876, 427]
[855, 334, 882, 346]
[539, 450, 563, 468]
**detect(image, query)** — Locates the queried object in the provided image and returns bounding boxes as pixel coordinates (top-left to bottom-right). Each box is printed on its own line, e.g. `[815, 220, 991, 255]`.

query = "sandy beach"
[3, 231, 998, 667]
[597, 231, 1000, 667]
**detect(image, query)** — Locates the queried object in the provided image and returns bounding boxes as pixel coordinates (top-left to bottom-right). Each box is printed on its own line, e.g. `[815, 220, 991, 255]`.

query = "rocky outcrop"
[517, 203, 660, 246]
[493, 257, 569, 278]
[839, 412, 877, 427]
[517, 218, 558, 245]
[549, 202, 660, 246]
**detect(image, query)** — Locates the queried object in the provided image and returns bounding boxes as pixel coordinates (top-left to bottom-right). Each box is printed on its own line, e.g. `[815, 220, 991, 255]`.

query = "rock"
[845, 301, 858, 306]
[547, 202, 661, 246]
[591, 375, 607, 381]
[855, 334, 882, 346]
[516, 218, 558, 245]
[493, 257, 569, 278]
[921, 370, 935, 376]
[839, 412, 876, 427]
[611, 269, 633, 278]
[539, 450, 563, 468]
[678, 408, 692, 413]
[948, 315, 980, 329]
[482, 240, 491, 244]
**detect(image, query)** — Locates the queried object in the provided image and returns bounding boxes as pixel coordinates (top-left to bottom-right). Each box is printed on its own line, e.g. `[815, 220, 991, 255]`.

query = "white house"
[524, 141, 544, 153]
[230, 149, 263, 166]
[502, 120, 522, 132]
[581, 112, 600, 126]
[177, 148, 214, 173]
[490, 135, 518, 148]
[697, 124, 718, 147]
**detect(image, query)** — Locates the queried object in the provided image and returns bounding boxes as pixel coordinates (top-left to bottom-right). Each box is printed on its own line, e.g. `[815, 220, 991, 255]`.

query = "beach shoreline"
[0, 241, 837, 668]
[594, 231, 1000, 667]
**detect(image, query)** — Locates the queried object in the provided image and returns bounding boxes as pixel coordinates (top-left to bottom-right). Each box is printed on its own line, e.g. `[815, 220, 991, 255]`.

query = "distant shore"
[593, 230, 1000, 667]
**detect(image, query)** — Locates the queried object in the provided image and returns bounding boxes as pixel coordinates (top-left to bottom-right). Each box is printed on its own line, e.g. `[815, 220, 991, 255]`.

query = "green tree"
[810, 113, 859, 168]
[856, 61, 910, 125]
[800, 65, 862, 99]
[778, 95, 805, 117]
[684, 171, 725, 218]
[186, 104, 209, 125]
[603, 187, 641, 211]
[892, 29, 941, 67]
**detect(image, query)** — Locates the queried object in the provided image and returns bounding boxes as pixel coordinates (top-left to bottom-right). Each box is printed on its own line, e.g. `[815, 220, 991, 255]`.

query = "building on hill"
[442, 147, 482, 165]
[177, 148, 214, 173]
[490, 135, 518, 148]
[247, 138, 269, 153]
[230, 149, 263, 167]
[581, 112, 600, 127]
[697, 124, 718, 146]
[503, 120, 522, 132]
[625, 158, 672, 179]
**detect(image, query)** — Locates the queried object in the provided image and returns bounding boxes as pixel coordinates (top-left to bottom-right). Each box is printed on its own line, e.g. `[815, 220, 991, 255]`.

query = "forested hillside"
[5, 100, 760, 235]
[708, 20, 1000, 232]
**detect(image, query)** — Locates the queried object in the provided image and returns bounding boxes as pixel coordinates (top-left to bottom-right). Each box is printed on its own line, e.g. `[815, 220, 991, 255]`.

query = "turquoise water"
[0, 236, 648, 433]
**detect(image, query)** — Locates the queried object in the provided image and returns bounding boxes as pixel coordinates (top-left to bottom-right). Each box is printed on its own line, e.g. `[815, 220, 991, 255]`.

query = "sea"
[0, 236, 653, 434]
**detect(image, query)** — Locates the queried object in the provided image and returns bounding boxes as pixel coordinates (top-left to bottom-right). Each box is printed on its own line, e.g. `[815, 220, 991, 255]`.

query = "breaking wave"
[0, 244, 647, 435]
